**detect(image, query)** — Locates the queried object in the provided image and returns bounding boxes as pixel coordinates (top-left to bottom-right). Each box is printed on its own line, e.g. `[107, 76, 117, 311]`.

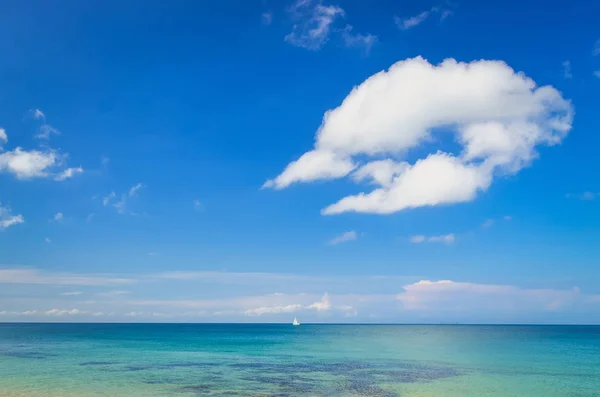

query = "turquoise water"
[1, 324, 599, 396]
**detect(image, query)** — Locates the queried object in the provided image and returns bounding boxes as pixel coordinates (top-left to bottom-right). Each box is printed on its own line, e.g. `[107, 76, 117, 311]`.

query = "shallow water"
[0, 324, 599, 396]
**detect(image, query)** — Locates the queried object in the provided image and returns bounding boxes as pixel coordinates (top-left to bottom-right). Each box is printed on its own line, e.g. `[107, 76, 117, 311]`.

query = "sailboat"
[293, 317, 300, 326]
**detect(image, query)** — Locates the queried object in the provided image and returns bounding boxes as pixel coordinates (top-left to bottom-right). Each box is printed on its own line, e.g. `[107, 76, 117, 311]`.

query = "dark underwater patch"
[124, 361, 221, 372]
[243, 374, 318, 394]
[80, 361, 119, 366]
[2, 350, 56, 359]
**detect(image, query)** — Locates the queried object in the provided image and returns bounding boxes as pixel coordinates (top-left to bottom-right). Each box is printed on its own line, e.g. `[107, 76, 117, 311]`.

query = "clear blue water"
[0, 324, 599, 396]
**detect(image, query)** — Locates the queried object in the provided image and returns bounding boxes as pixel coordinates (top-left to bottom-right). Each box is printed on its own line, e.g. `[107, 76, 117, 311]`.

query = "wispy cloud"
[261, 11, 273, 25]
[593, 39, 600, 56]
[0, 128, 7, 147]
[30, 108, 61, 140]
[285, 0, 345, 50]
[394, 5, 453, 30]
[340, 25, 377, 54]
[55, 167, 84, 181]
[328, 230, 357, 245]
[566, 192, 599, 200]
[0, 268, 135, 286]
[1, 267, 598, 323]
[284, 0, 375, 53]
[395, 10, 430, 30]
[562, 60, 572, 79]
[97, 290, 131, 298]
[0, 203, 24, 231]
[193, 199, 203, 211]
[52, 212, 63, 222]
[31, 108, 45, 120]
[481, 219, 495, 229]
[409, 234, 455, 244]
[105, 183, 144, 214]
[396, 280, 582, 314]
[482, 216, 512, 228]
[128, 183, 144, 197]
[103, 191, 116, 206]
[245, 304, 302, 316]
[45, 237, 52, 244]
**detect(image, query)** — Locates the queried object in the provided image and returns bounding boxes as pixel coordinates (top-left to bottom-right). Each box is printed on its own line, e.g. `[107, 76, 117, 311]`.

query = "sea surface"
[1, 324, 599, 396]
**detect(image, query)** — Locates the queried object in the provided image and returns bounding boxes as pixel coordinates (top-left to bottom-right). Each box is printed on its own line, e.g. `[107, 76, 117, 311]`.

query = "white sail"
[293, 317, 300, 326]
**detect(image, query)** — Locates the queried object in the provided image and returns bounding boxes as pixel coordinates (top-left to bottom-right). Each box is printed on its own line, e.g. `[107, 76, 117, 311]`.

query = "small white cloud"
[307, 292, 331, 311]
[45, 237, 52, 244]
[395, 10, 430, 30]
[55, 167, 84, 181]
[128, 183, 144, 197]
[31, 108, 45, 120]
[35, 124, 60, 140]
[44, 309, 85, 316]
[409, 234, 455, 244]
[60, 291, 82, 296]
[262, 11, 273, 25]
[193, 199, 203, 211]
[101, 156, 110, 168]
[29, 109, 60, 140]
[340, 25, 377, 54]
[0, 203, 24, 231]
[594, 70, 600, 79]
[562, 60, 572, 79]
[53, 212, 64, 222]
[285, 0, 345, 50]
[328, 230, 358, 245]
[593, 39, 600, 56]
[0, 147, 60, 179]
[409, 235, 426, 244]
[481, 219, 495, 228]
[103, 191, 116, 206]
[567, 192, 599, 200]
[0, 128, 7, 146]
[245, 304, 302, 316]
[394, 5, 452, 30]
[97, 290, 131, 298]
[105, 183, 144, 214]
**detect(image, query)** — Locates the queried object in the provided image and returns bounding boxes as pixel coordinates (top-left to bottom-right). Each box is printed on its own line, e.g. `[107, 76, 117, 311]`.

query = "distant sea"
[1, 324, 599, 396]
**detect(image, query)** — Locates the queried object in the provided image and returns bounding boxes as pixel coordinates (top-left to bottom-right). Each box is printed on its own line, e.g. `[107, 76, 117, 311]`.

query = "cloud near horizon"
[0, 267, 598, 323]
[264, 57, 573, 215]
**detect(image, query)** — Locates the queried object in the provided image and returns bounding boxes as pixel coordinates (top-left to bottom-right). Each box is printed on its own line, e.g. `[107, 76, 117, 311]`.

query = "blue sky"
[1, 0, 599, 323]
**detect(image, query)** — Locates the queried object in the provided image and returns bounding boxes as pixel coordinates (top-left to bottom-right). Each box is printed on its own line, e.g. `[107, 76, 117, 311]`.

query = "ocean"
[0, 323, 599, 396]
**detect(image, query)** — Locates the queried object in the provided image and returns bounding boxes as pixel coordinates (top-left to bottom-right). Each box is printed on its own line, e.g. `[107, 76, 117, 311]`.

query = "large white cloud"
[264, 57, 573, 214]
